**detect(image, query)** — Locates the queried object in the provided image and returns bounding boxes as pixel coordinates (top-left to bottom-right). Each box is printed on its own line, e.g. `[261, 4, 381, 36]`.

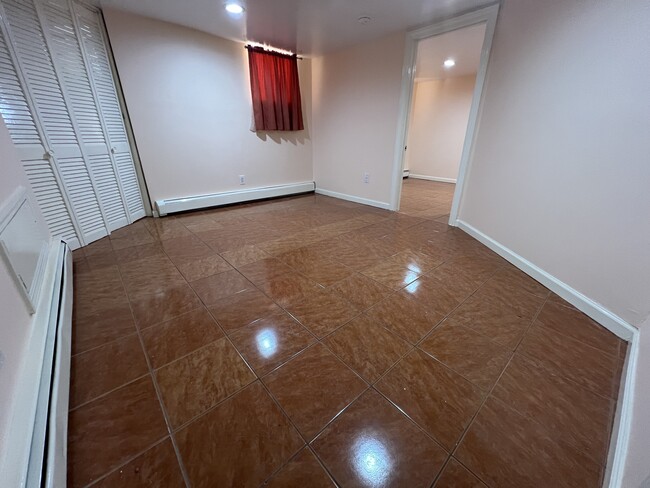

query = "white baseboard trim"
[456, 219, 638, 488]
[409, 174, 457, 184]
[605, 328, 638, 488]
[156, 182, 315, 216]
[315, 188, 392, 210]
[457, 219, 636, 341]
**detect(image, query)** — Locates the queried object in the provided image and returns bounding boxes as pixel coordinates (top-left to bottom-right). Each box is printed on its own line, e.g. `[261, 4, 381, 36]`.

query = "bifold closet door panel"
[39, 0, 129, 231]
[74, 3, 146, 221]
[1, 0, 107, 244]
[0, 8, 80, 247]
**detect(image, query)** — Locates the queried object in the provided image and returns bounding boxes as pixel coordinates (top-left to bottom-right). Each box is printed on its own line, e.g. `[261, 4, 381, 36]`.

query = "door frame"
[389, 3, 499, 225]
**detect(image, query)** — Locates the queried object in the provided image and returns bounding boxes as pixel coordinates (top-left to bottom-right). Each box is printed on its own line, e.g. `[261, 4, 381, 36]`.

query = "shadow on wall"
[255, 130, 309, 145]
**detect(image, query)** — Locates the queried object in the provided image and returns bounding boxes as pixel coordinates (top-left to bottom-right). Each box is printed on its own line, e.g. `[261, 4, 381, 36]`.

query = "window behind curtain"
[246, 46, 304, 131]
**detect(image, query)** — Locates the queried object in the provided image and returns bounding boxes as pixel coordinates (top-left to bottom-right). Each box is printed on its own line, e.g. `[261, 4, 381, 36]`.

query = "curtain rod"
[245, 44, 303, 60]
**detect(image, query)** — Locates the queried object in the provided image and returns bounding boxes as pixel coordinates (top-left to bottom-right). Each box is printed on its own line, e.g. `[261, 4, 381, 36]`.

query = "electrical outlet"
[363, 172, 370, 184]
[239, 175, 245, 185]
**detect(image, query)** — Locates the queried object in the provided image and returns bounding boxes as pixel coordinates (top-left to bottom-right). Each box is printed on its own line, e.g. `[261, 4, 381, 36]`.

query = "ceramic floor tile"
[175, 253, 233, 282]
[443, 293, 532, 349]
[324, 314, 411, 383]
[112, 242, 166, 265]
[229, 312, 316, 376]
[376, 348, 483, 450]
[518, 324, 620, 399]
[156, 337, 256, 428]
[362, 249, 443, 290]
[176, 382, 304, 488]
[401, 274, 470, 316]
[220, 244, 270, 267]
[162, 235, 215, 263]
[130, 283, 203, 329]
[110, 230, 156, 251]
[264, 343, 367, 440]
[492, 353, 614, 464]
[312, 389, 447, 488]
[141, 307, 224, 369]
[92, 439, 185, 488]
[67, 376, 168, 488]
[72, 303, 136, 355]
[83, 236, 113, 256]
[366, 292, 444, 344]
[535, 301, 622, 356]
[209, 288, 282, 332]
[488, 266, 550, 299]
[299, 258, 354, 287]
[456, 397, 602, 488]
[259, 272, 322, 307]
[264, 448, 334, 488]
[120, 255, 186, 299]
[73, 266, 127, 316]
[239, 257, 295, 285]
[473, 280, 545, 321]
[420, 322, 512, 390]
[144, 218, 193, 241]
[285, 287, 359, 338]
[329, 273, 391, 311]
[190, 269, 255, 306]
[70, 333, 148, 408]
[434, 458, 487, 488]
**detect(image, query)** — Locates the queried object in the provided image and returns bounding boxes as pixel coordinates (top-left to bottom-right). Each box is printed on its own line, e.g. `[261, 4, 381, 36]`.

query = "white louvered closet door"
[73, 3, 145, 221]
[0, 17, 80, 248]
[39, 0, 131, 231]
[0, 0, 145, 249]
[0, 0, 107, 246]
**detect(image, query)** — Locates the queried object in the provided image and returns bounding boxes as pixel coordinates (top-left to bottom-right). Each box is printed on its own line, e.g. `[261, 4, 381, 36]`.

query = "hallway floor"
[69, 184, 626, 488]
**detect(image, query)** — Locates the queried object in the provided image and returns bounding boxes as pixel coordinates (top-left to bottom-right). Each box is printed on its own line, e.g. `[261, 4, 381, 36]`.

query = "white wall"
[458, 0, 650, 328]
[102, 9, 313, 205]
[312, 32, 406, 207]
[453, 1, 650, 484]
[0, 117, 49, 465]
[406, 74, 475, 181]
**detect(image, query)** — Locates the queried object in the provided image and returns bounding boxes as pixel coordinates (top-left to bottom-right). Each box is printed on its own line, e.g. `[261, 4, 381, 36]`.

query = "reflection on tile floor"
[68, 179, 626, 487]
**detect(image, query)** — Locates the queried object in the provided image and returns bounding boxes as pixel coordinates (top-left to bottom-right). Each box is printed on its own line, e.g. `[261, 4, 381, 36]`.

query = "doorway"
[390, 5, 499, 224]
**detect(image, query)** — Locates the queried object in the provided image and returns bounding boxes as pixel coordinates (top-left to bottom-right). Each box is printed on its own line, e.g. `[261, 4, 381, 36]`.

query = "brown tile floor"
[68, 180, 626, 488]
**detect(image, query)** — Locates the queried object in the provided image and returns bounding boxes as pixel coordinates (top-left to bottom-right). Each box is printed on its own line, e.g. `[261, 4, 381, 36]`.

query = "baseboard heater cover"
[1, 240, 72, 488]
[156, 181, 315, 216]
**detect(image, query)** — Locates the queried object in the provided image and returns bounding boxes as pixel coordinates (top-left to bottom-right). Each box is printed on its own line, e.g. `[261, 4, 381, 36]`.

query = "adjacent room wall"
[0, 117, 49, 467]
[102, 9, 313, 206]
[406, 74, 475, 182]
[311, 32, 406, 208]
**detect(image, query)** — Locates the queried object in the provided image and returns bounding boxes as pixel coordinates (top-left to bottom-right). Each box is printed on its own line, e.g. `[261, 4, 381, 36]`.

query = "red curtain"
[247, 46, 304, 131]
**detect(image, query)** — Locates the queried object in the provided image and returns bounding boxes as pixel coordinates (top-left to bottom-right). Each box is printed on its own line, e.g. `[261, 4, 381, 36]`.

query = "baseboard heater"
[1, 241, 73, 487]
[155, 181, 316, 216]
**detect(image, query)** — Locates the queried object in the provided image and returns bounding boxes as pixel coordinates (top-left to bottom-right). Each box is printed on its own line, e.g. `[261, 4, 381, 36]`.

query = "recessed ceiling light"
[357, 16, 372, 24]
[443, 58, 456, 68]
[225, 3, 244, 14]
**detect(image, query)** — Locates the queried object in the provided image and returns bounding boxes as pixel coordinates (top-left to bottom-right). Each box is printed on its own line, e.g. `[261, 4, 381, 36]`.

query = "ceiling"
[415, 22, 486, 81]
[97, 0, 494, 56]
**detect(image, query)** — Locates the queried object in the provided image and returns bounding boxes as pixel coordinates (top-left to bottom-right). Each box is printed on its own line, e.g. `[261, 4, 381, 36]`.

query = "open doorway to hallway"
[399, 23, 486, 220]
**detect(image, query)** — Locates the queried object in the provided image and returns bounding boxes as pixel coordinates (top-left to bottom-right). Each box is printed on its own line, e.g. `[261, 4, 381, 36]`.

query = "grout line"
[446, 294, 550, 469]
[114, 249, 193, 488]
[82, 437, 172, 488]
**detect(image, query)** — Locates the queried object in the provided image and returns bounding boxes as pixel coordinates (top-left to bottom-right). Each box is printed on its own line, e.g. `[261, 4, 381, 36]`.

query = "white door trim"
[389, 3, 500, 222]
